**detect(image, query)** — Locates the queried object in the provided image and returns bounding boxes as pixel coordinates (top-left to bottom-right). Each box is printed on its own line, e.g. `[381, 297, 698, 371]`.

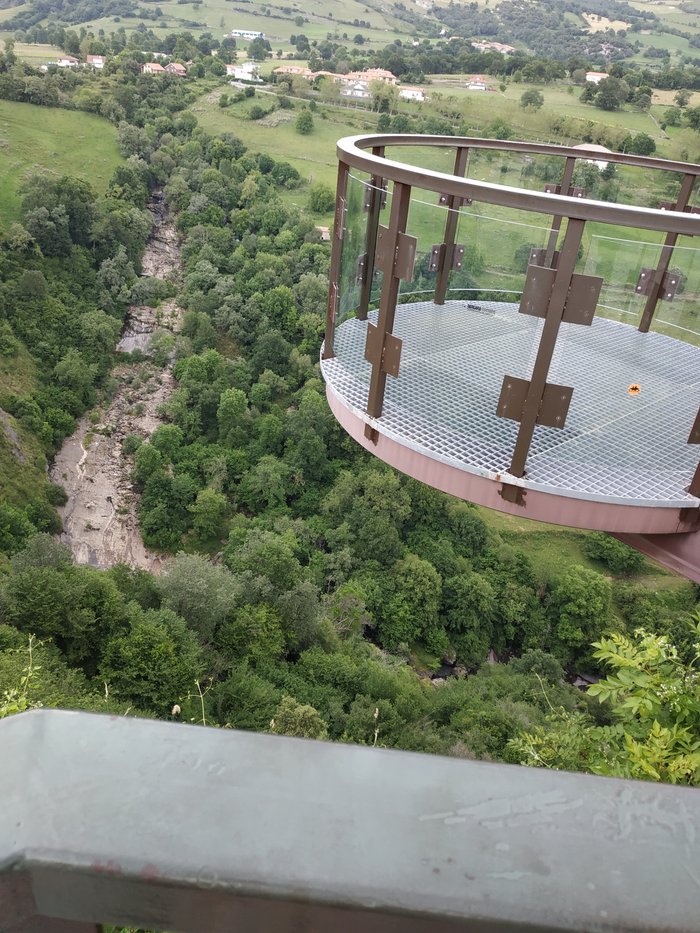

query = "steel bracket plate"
[363, 182, 387, 211]
[499, 483, 526, 506]
[544, 184, 586, 198]
[355, 253, 367, 285]
[439, 193, 472, 207]
[429, 243, 444, 273]
[520, 266, 601, 325]
[334, 197, 346, 241]
[529, 248, 559, 269]
[497, 376, 573, 428]
[328, 283, 338, 321]
[689, 409, 700, 445]
[660, 201, 700, 214]
[376, 226, 417, 281]
[636, 267, 683, 300]
[364, 322, 403, 377]
[452, 244, 465, 270]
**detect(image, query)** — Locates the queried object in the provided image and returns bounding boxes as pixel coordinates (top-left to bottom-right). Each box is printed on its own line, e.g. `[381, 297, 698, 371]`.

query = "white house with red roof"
[142, 62, 166, 75]
[86, 55, 105, 69]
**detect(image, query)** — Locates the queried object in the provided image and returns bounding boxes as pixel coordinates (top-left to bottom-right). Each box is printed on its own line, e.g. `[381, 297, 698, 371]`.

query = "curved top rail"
[337, 134, 700, 237]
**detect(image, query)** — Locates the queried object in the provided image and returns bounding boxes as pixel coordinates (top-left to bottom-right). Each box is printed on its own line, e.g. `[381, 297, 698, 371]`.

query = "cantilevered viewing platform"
[321, 136, 700, 580]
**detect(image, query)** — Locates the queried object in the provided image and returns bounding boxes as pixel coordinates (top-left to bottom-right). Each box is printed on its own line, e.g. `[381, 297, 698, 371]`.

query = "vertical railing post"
[322, 160, 349, 361]
[638, 172, 695, 333]
[365, 181, 412, 435]
[509, 217, 586, 478]
[544, 156, 576, 267]
[434, 146, 469, 305]
[357, 145, 385, 321]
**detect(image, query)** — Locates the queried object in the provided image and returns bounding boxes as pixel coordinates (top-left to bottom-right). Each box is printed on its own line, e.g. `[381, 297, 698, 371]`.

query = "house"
[56, 55, 79, 68]
[340, 81, 372, 100]
[345, 68, 398, 85]
[471, 40, 516, 54]
[226, 61, 261, 81]
[86, 55, 105, 69]
[572, 142, 611, 171]
[229, 29, 264, 40]
[466, 74, 489, 91]
[165, 62, 187, 77]
[142, 62, 166, 75]
[315, 226, 331, 241]
[273, 64, 314, 78]
[399, 86, 426, 103]
[585, 71, 609, 84]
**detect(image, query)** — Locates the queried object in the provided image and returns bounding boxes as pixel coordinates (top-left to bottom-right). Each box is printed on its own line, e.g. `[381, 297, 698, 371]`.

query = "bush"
[583, 533, 645, 574]
[307, 183, 335, 214]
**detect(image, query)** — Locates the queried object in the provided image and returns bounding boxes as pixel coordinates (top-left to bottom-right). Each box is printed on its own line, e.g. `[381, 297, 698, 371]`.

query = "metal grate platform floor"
[321, 300, 700, 507]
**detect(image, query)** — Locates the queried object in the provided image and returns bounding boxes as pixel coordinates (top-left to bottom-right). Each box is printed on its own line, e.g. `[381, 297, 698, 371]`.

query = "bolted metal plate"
[363, 181, 387, 211]
[334, 197, 346, 241]
[544, 183, 561, 195]
[543, 184, 585, 198]
[429, 244, 444, 273]
[364, 323, 402, 377]
[529, 248, 559, 269]
[355, 253, 367, 285]
[519, 265, 556, 318]
[539, 383, 574, 428]
[636, 268, 683, 301]
[452, 244, 465, 270]
[375, 228, 416, 280]
[563, 273, 603, 326]
[439, 193, 472, 206]
[499, 483, 526, 506]
[497, 376, 573, 429]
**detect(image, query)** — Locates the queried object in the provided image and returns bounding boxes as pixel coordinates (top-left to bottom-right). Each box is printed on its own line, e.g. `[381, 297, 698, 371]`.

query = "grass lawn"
[0, 100, 123, 228]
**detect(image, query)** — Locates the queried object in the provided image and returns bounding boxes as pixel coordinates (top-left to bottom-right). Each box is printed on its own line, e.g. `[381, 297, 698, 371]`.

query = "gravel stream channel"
[50, 192, 183, 571]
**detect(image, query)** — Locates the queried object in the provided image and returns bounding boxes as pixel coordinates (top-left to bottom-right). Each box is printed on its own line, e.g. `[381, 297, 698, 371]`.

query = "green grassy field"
[12, 42, 63, 66]
[0, 100, 123, 228]
[57, 0, 414, 49]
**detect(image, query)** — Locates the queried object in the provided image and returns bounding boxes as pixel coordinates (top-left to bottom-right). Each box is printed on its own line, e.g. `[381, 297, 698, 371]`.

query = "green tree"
[100, 606, 204, 712]
[189, 488, 228, 540]
[158, 553, 239, 644]
[510, 620, 700, 785]
[295, 109, 314, 135]
[308, 183, 335, 213]
[520, 89, 544, 110]
[549, 567, 613, 664]
[379, 554, 442, 651]
[270, 695, 328, 739]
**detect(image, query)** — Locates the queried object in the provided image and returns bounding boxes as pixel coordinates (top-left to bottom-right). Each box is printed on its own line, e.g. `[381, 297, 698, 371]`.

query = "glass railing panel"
[337, 171, 369, 323]
[447, 202, 552, 303]
[581, 225, 664, 327]
[650, 236, 700, 348]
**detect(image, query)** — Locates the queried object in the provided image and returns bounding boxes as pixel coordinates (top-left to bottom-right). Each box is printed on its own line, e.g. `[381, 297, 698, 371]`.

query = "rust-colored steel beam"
[357, 145, 385, 321]
[434, 147, 469, 305]
[365, 181, 412, 432]
[689, 407, 700, 498]
[322, 160, 349, 360]
[337, 136, 700, 237]
[508, 217, 586, 478]
[639, 172, 695, 333]
[544, 156, 576, 268]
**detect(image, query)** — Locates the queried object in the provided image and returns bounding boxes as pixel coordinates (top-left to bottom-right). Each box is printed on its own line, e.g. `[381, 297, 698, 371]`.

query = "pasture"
[0, 100, 122, 227]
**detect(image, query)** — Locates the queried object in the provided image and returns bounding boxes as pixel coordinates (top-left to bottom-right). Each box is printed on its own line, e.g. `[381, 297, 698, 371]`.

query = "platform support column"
[434, 147, 469, 305]
[639, 172, 695, 333]
[322, 160, 349, 360]
[509, 217, 586, 478]
[365, 181, 412, 436]
[544, 156, 576, 267]
[689, 407, 700, 498]
[357, 146, 385, 321]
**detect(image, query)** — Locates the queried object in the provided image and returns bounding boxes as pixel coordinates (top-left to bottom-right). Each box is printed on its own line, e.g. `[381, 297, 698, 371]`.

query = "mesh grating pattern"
[321, 300, 700, 507]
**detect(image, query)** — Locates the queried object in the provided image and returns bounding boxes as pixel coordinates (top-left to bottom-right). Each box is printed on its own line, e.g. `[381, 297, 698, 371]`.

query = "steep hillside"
[0, 100, 122, 227]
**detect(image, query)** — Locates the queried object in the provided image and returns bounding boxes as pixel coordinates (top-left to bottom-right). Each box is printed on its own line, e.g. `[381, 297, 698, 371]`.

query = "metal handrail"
[336, 135, 700, 237]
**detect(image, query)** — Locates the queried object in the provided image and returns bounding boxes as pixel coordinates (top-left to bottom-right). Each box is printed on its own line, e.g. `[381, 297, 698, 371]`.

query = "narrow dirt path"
[50, 194, 183, 571]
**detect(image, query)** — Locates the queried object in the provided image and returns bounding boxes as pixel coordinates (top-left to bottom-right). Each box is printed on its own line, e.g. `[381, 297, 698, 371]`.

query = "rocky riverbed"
[50, 194, 183, 570]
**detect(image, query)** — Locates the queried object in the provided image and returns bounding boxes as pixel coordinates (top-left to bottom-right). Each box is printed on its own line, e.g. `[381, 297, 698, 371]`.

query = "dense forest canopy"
[0, 27, 697, 790]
